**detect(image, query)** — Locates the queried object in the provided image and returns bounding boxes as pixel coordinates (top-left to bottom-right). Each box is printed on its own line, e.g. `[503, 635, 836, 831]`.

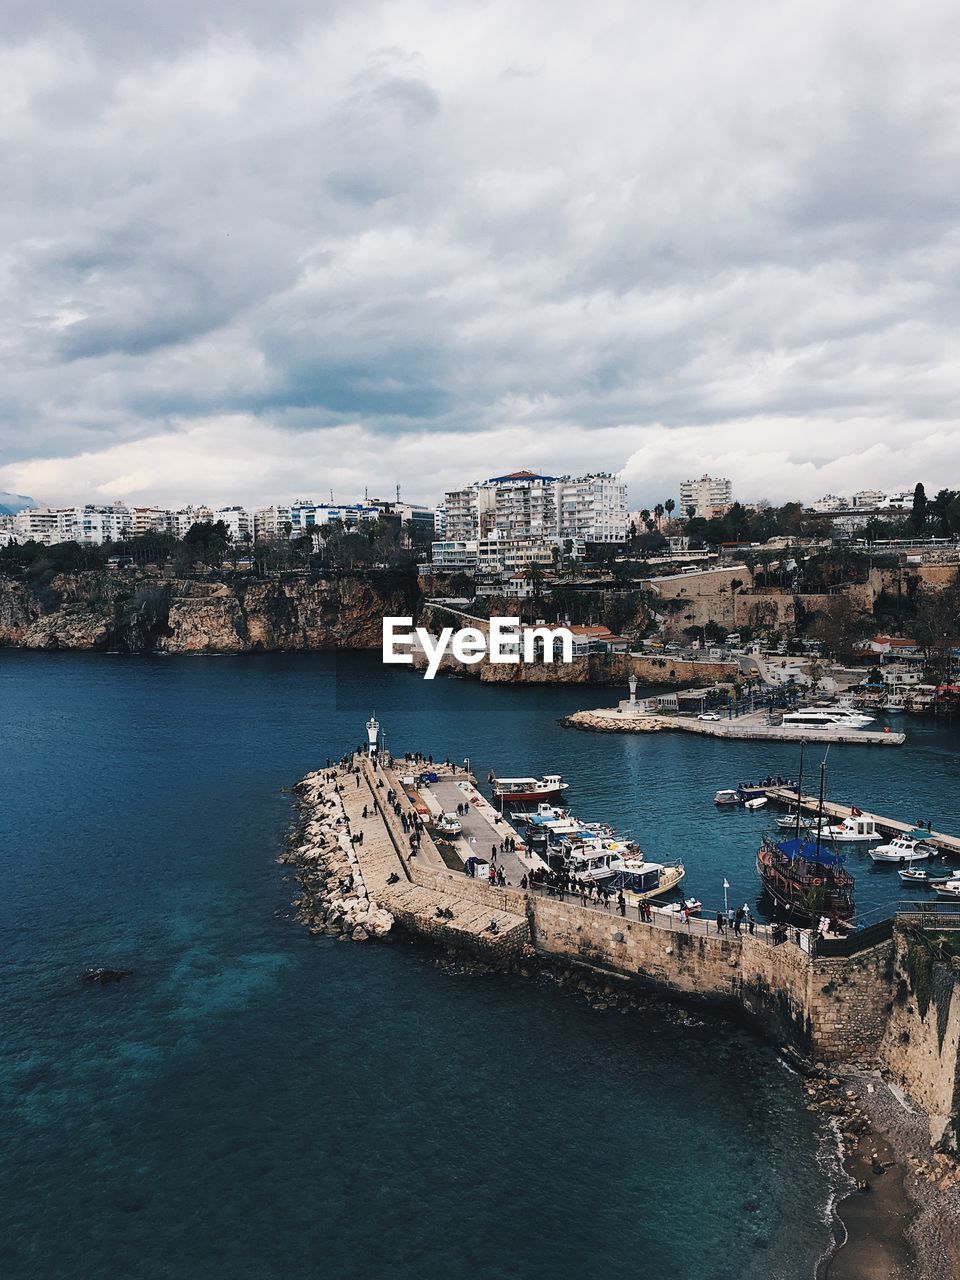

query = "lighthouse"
[366, 715, 380, 759]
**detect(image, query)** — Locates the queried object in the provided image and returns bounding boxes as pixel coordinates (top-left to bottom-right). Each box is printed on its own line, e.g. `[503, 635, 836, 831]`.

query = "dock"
[563, 707, 906, 746]
[763, 787, 960, 857]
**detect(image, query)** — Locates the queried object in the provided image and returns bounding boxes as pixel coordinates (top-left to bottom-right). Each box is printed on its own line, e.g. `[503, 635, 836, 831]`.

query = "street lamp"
[464, 756, 470, 779]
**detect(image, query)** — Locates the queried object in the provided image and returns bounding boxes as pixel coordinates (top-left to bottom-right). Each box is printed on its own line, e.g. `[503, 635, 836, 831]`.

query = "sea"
[3, 650, 958, 1280]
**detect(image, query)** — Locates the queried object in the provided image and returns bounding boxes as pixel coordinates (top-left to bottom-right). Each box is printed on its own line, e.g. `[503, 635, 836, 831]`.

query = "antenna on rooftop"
[396, 484, 401, 502]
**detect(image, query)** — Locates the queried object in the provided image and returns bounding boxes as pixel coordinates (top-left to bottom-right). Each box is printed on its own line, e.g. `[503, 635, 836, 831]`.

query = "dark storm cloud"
[1, 0, 960, 506]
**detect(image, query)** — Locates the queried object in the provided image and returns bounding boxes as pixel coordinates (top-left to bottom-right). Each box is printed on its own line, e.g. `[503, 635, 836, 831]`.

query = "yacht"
[781, 706, 874, 729]
[869, 832, 933, 863]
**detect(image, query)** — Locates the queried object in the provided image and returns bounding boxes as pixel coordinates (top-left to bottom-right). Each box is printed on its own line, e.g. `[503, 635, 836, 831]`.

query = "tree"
[654, 503, 665, 529]
[664, 498, 675, 522]
[911, 482, 928, 533]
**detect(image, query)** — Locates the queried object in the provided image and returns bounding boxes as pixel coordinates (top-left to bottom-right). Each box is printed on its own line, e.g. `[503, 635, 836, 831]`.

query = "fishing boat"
[869, 832, 933, 863]
[715, 789, 740, 806]
[511, 802, 570, 823]
[609, 858, 686, 901]
[658, 897, 702, 916]
[898, 867, 953, 885]
[489, 772, 568, 809]
[756, 747, 856, 925]
[933, 880, 960, 899]
[434, 812, 462, 836]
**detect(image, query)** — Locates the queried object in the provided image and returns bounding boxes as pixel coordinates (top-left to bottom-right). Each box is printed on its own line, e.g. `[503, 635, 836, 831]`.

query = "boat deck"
[763, 787, 960, 857]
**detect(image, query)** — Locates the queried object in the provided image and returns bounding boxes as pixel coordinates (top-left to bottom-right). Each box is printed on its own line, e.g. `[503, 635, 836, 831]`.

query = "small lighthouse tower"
[366, 714, 380, 760]
[627, 673, 638, 713]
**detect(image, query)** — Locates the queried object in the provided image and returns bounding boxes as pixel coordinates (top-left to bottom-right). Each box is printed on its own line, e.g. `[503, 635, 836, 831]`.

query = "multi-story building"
[13, 506, 62, 545]
[253, 505, 291, 542]
[556, 474, 628, 543]
[174, 506, 214, 537]
[130, 506, 172, 536]
[679, 475, 733, 520]
[213, 506, 255, 543]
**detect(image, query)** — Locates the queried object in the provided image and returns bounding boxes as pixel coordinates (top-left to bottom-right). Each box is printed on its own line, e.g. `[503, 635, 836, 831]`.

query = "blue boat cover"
[776, 837, 846, 868]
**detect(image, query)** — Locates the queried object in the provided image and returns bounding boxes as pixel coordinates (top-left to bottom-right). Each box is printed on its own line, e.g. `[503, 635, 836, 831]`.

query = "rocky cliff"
[0, 569, 417, 653]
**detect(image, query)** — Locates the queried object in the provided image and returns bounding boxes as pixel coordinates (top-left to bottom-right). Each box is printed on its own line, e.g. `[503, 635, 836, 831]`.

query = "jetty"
[283, 719, 960, 1149]
[763, 786, 960, 857]
[562, 706, 906, 745]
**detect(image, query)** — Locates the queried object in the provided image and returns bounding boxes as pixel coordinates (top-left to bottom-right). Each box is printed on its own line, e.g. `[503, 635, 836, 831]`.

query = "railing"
[814, 917, 894, 956]
[896, 902, 960, 930]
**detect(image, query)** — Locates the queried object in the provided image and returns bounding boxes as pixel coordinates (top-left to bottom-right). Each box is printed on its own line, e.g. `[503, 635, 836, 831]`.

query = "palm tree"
[665, 499, 675, 523]
[654, 503, 665, 530]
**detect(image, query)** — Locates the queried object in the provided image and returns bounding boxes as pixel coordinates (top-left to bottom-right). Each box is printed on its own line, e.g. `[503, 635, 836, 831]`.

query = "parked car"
[697, 712, 721, 721]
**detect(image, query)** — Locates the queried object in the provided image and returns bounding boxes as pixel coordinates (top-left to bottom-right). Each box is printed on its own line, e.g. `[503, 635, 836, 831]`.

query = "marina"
[563, 705, 907, 745]
[762, 786, 960, 857]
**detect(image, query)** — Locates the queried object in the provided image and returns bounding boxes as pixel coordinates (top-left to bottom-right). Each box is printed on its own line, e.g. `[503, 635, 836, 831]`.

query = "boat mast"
[814, 748, 829, 860]
[794, 740, 805, 841]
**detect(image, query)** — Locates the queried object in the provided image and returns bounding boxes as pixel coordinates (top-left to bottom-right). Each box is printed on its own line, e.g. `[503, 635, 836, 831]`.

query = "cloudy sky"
[1, 0, 959, 510]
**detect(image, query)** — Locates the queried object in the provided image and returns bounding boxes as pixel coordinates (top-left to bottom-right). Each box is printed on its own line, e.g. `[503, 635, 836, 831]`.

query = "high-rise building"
[213, 506, 255, 543]
[679, 475, 733, 520]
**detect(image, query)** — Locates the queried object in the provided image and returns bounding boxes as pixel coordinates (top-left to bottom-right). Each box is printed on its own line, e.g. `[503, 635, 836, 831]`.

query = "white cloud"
[1, 0, 960, 508]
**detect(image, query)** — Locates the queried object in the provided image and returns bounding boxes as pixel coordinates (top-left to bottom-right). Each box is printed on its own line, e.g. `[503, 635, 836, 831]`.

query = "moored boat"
[715, 789, 740, 806]
[933, 880, 960, 899]
[898, 867, 953, 884]
[434, 812, 462, 836]
[609, 858, 686, 901]
[489, 772, 568, 809]
[869, 832, 933, 863]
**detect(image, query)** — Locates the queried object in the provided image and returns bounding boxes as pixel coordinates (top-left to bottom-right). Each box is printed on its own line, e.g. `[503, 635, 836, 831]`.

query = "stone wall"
[880, 932, 960, 1144]
[408, 861, 896, 1059]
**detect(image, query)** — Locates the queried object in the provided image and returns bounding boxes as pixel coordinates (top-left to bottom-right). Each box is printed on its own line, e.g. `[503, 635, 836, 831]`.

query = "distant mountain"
[0, 491, 35, 516]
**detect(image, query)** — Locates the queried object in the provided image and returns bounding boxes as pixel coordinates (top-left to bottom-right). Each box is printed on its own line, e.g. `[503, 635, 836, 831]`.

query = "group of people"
[715, 905, 754, 936]
[487, 863, 508, 887]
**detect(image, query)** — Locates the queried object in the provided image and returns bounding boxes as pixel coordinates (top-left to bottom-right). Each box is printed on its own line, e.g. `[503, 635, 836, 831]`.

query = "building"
[253, 505, 291, 542]
[213, 506, 255, 543]
[174, 506, 214, 537]
[679, 475, 733, 520]
[130, 507, 173, 536]
[434, 469, 627, 578]
[12, 506, 63, 546]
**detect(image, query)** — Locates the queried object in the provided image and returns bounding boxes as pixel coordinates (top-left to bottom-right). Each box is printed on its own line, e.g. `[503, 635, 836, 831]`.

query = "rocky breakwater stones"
[282, 769, 395, 943]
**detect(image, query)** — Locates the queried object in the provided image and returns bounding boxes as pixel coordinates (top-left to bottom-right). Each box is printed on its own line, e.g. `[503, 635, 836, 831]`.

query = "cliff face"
[0, 570, 415, 653]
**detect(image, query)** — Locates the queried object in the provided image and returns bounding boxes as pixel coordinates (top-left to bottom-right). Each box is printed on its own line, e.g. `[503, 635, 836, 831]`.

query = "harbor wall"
[407, 861, 895, 1059]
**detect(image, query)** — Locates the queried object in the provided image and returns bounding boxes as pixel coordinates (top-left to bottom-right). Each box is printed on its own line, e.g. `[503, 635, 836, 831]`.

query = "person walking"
[716, 911, 725, 935]
[734, 906, 743, 936]
[617, 891, 626, 917]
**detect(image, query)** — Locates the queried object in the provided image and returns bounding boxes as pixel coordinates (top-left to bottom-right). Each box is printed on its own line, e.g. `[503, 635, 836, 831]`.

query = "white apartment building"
[12, 503, 133, 546]
[254, 505, 292, 542]
[213, 506, 255, 543]
[13, 506, 62, 545]
[130, 506, 173, 536]
[174, 506, 214, 537]
[288, 500, 384, 536]
[436, 470, 627, 563]
[679, 475, 733, 520]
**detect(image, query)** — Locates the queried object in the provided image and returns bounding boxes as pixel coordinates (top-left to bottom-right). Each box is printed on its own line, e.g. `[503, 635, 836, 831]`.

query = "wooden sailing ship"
[755, 746, 856, 926]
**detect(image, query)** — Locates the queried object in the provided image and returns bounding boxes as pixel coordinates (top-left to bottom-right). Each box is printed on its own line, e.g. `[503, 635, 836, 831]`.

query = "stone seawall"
[288, 753, 960, 1145]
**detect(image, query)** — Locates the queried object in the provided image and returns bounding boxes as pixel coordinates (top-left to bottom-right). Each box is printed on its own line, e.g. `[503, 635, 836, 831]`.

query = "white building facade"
[679, 475, 733, 520]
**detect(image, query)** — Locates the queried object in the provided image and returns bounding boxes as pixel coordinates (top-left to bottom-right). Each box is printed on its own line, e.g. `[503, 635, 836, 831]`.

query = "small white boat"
[658, 897, 703, 916]
[898, 867, 953, 884]
[870, 833, 932, 863]
[744, 796, 768, 810]
[714, 789, 740, 806]
[435, 813, 462, 836]
[934, 880, 960, 899]
[821, 815, 882, 844]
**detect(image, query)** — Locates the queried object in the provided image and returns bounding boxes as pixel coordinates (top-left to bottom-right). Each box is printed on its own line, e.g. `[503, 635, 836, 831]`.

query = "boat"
[715, 789, 740, 806]
[869, 831, 934, 863]
[897, 867, 953, 885]
[511, 802, 570, 822]
[489, 772, 568, 809]
[884, 697, 906, 714]
[820, 815, 882, 844]
[744, 796, 768, 810]
[780, 706, 874, 729]
[933, 880, 960, 899]
[657, 896, 702, 916]
[434, 812, 462, 836]
[756, 747, 856, 925]
[609, 858, 686, 901]
[565, 845, 627, 883]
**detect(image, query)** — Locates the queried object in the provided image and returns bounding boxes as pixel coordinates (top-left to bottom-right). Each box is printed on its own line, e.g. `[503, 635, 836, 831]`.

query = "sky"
[1, 0, 959, 511]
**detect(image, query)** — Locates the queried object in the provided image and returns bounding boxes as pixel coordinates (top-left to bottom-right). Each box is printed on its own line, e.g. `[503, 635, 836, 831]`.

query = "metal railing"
[896, 901, 960, 930]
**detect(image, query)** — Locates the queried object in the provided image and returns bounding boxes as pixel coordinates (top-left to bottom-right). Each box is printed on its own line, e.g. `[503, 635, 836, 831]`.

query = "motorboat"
[609, 858, 685, 901]
[434, 812, 462, 836]
[657, 897, 703, 916]
[869, 832, 933, 863]
[898, 867, 953, 885]
[821, 815, 882, 844]
[933, 880, 960, 899]
[744, 796, 768, 810]
[511, 802, 570, 822]
[715, 789, 740, 806]
[489, 772, 569, 809]
[781, 706, 874, 729]
[565, 846, 626, 883]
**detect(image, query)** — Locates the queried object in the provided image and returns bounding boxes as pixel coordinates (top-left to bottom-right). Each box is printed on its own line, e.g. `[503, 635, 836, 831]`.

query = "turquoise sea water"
[3, 652, 958, 1280]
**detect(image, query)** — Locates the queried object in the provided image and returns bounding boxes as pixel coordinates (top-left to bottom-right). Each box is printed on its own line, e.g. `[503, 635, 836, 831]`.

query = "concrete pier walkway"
[764, 787, 960, 857]
[563, 706, 906, 745]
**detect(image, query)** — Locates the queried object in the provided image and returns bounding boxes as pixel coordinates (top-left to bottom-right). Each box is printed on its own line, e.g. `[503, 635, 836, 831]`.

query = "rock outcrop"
[0, 568, 416, 653]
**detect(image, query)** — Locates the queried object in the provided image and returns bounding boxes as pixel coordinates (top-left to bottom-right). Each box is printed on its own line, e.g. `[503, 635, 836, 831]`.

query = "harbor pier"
[285, 747, 960, 1148]
[763, 787, 960, 857]
[562, 706, 906, 745]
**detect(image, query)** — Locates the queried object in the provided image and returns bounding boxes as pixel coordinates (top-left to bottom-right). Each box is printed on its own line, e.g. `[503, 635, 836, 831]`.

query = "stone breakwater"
[280, 770, 395, 942]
